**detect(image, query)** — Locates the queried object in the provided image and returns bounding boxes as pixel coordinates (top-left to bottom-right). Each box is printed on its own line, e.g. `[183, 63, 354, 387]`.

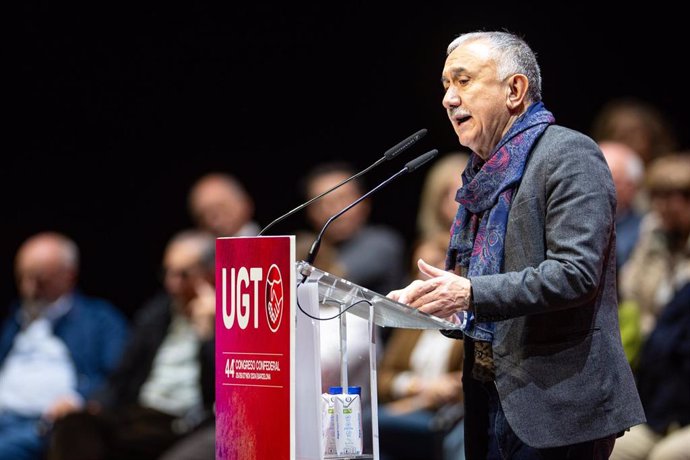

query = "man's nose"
[443, 86, 459, 109]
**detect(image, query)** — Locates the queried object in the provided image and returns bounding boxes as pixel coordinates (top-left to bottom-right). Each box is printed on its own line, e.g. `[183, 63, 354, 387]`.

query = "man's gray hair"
[447, 31, 542, 103]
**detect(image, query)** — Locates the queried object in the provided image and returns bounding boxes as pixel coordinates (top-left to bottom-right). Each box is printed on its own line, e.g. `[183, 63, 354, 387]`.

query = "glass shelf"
[296, 260, 462, 330]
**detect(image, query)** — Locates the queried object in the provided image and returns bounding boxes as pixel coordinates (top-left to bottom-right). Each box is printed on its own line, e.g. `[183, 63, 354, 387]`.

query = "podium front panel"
[216, 236, 295, 460]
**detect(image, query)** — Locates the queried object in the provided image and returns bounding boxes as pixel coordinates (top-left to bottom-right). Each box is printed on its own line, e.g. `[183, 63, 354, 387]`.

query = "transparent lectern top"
[296, 260, 463, 330]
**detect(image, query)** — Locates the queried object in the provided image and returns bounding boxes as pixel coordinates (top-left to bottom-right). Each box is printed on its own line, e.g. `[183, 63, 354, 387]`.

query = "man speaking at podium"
[388, 31, 644, 459]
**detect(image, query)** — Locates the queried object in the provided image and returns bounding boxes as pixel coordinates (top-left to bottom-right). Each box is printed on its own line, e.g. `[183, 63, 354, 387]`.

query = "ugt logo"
[221, 263, 284, 333]
[265, 264, 284, 332]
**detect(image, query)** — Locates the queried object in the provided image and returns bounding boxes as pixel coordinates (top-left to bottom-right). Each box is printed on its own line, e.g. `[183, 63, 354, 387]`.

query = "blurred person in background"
[416, 151, 470, 241]
[377, 232, 465, 460]
[188, 172, 260, 237]
[294, 161, 403, 438]
[619, 153, 690, 340]
[600, 141, 646, 368]
[158, 173, 262, 460]
[600, 141, 646, 271]
[0, 232, 129, 460]
[296, 161, 407, 299]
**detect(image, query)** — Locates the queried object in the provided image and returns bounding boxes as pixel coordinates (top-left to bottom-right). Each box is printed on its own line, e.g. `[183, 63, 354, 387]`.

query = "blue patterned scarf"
[446, 102, 555, 342]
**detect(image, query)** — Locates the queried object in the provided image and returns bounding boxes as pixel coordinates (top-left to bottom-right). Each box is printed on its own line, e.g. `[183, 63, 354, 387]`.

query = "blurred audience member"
[48, 230, 216, 460]
[591, 97, 677, 167]
[188, 172, 260, 237]
[295, 161, 403, 436]
[600, 141, 646, 270]
[610, 283, 690, 460]
[416, 152, 470, 240]
[160, 173, 260, 460]
[377, 233, 465, 460]
[0, 232, 129, 460]
[620, 153, 690, 339]
[297, 161, 406, 297]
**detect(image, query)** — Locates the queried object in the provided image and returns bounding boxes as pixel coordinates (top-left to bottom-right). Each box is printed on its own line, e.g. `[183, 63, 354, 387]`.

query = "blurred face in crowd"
[163, 239, 207, 309]
[15, 234, 77, 309]
[647, 156, 690, 245]
[305, 171, 369, 244]
[442, 39, 516, 159]
[189, 175, 253, 237]
[600, 141, 642, 215]
[650, 188, 690, 239]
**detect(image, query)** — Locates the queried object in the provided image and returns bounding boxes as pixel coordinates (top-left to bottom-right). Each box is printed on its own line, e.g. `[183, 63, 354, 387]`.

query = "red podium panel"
[215, 236, 295, 460]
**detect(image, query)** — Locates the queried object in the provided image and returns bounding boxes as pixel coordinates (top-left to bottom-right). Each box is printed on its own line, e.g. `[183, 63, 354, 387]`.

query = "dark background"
[4, 3, 688, 318]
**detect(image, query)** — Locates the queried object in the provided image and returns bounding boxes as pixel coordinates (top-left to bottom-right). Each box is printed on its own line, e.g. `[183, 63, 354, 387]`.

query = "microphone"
[258, 128, 428, 236]
[304, 148, 439, 267]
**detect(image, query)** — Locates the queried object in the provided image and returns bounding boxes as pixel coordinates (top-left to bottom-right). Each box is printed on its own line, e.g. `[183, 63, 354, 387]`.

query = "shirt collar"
[18, 293, 74, 327]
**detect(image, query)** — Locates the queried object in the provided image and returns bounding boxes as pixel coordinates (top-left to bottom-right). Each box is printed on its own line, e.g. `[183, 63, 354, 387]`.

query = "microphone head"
[405, 149, 439, 173]
[383, 128, 428, 160]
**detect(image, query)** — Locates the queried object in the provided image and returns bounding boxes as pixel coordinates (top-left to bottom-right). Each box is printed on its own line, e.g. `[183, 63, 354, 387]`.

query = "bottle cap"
[347, 386, 361, 395]
[328, 386, 343, 394]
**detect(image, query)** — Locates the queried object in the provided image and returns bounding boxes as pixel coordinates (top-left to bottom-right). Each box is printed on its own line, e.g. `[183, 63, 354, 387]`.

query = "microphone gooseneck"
[305, 148, 439, 267]
[258, 128, 428, 236]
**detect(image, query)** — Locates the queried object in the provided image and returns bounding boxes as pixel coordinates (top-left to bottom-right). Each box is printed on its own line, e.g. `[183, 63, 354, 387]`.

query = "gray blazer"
[470, 125, 645, 448]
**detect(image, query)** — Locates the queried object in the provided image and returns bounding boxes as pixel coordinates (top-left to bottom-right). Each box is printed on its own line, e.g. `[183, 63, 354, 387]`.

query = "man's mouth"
[455, 115, 471, 125]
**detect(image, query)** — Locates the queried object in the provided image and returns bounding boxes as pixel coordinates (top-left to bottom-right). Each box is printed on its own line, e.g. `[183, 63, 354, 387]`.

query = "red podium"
[215, 236, 462, 460]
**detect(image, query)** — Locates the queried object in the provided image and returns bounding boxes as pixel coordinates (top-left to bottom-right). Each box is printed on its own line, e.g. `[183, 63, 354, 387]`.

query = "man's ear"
[506, 73, 529, 110]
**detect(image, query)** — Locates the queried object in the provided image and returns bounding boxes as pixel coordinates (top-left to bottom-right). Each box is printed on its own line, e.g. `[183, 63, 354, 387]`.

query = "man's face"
[15, 240, 75, 305]
[305, 172, 369, 243]
[441, 40, 512, 159]
[601, 143, 639, 215]
[651, 188, 690, 236]
[190, 179, 249, 237]
[163, 240, 205, 307]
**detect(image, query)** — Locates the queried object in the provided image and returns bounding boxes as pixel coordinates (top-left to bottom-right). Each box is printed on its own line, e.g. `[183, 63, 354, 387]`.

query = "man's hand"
[189, 279, 216, 340]
[387, 259, 472, 319]
[43, 395, 83, 422]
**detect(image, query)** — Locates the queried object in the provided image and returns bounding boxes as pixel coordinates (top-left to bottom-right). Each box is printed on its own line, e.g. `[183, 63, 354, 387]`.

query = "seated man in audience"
[599, 141, 646, 271]
[159, 173, 263, 460]
[296, 161, 407, 297]
[48, 230, 216, 460]
[620, 153, 690, 339]
[0, 232, 129, 460]
[187, 172, 260, 237]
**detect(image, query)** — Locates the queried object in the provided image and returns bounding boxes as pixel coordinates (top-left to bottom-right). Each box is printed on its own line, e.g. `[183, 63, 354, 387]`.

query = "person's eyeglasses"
[159, 266, 201, 282]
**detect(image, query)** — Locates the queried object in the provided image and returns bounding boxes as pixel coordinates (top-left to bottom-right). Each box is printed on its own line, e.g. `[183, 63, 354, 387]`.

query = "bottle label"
[321, 393, 338, 455]
[334, 392, 363, 455]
